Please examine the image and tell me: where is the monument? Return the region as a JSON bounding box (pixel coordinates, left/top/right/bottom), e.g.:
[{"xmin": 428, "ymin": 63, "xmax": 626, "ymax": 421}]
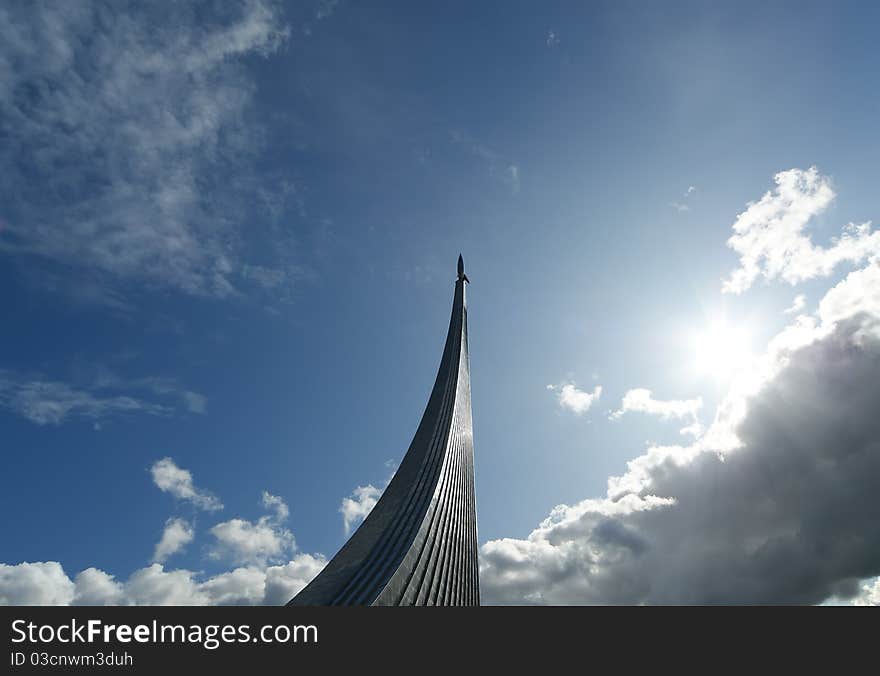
[{"xmin": 289, "ymin": 255, "xmax": 479, "ymax": 605}]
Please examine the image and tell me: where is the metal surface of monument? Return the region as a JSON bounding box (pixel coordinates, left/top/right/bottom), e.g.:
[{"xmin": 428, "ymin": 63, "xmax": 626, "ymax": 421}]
[{"xmin": 289, "ymin": 255, "xmax": 479, "ymax": 606}]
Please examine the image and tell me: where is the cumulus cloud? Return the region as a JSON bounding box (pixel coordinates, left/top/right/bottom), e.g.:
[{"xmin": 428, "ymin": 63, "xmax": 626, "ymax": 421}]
[
  {"xmin": 262, "ymin": 490, "xmax": 290, "ymax": 522},
  {"xmin": 852, "ymin": 578, "xmax": 880, "ymax": 606},
  {"xmin": 0, "ymin": 562, "xmax": 75, "ymax": 605},
  {"xmin": 818, "ymin": 260, "xmax": 880, "ymax": 330},
  {"xmin": 482, "ymin": 254, "xmax": 880, "ymax": 604},
  {"xmin": 123, "ymin": 565, "xmax": 220, "ymax": 605},
  {"xmin": 18, "ymin": 489, "xmax": 323, "ymax": 605},
  {"xmin": 547, "ymin": 382, "xmax": 602, "ymax": 415},
  {"xmin": 723, "ymin": 167, "xmax": 880, "ymax": 293},
  {"xmin": 209, "ymin": 493, "xmax": 294, "ymax": 565},
  {"xmin": 150, "ymin": 458, "xmax": 223, "ymax": 512},
  {"xmin": 1, "ymin": 471, "xmax": 325, "ymax": 607},
  {"xmin": 0, "ymin": 556, "xmax": 327, "ymax": 607},
  {"xmin": 339, "ymin": 485, "xmax": 383, "ymax": 535},
  {"xmin": 72, "ymin": 568, "xmax": 124, "ymax": 606},
  {"xmin": 0, "ymin": 1, "xmax": 292, "ymax": 300},
  {"xmin": 610, "ymin": 388, "xmax": 703, "ymax": 437},
  {"xmin": 263, "ymin": 555, "xmax": 328, "ymax": 605},
  {"xmin": 196, "ymin": 567, "xmax": 268, "ymax": 606},
  {"xmin": 152, "ymin": 518, "xmax": 194, "ymax": 563},
  {"xmin": 338, "ymin": 462, "xmax": 398, "ymax": 535}
]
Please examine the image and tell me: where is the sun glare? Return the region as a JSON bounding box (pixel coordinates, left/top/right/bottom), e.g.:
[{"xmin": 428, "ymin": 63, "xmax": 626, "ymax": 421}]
[{"xmin": 691, "ymin": 320, "xmax": 755, "ymax": 382}]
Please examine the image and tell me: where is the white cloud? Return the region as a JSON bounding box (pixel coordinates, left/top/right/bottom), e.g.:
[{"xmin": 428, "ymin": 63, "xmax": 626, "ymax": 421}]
[
  {"xmin": 0, "ymin": 491, "xmax": 324, "ymax": 605},
  {"xmin": 152, "ymin": 518, "xmax": 194, "ymax": 563},
  {"xmin": 0, "ymin": 474, "xmax": 325, "ymax": 607},
  {"xmin": 723, "ymin": 167, "xmax": 880, "ymax": 294},
  {"xmin": 123, "ymin": 564, "xmax": 208, "ymax": 605},
  {"xmin": 818, "ymin": 260, "xmax": 880, "ymax": 333},
  {"xmin": 0, "ymin": 555, "xmax": 327, "ymax": 606},
  {"xmin": 261, "ymin": 491, "xmax": 290, "ymax": 522},
  {"xmin": 852, "ymin": 578, "xmax": 880, "ymax": 606},
  {"xmin": 338, "ymin": 461, "xmax": 400, "ymax": 535},
  {"xmin": 210, "ymin": 493, "xmax": 294, "ymax": 566},
  {"xmin": 611, "ymin": 388, "xmax": 702, "ymax": 420},
  {"xmin": 670, "ymin": 186, "xmax": 697, "ymax": 212},
  {"xmin": 150, "ymin": 458, "xmax": 223, "ymax": 512},
  {"xmin": 198, "ymin": 567, "xmax": 268, "ymax": 606},
  {"xmin": 0, "ymin": 2, "xmax": 291, "ymax": 299},
  {"xmin": 263, "ymin": 555, "xmax": 328, "ymax": 605},
  {"xmin": 72, "ymin": 568, "xmax": 124, "ymax": 606},
  {"xmin": 546, "ymin": 30, "xmax": 560, "ymax": 47},
  {"xmin": 678, "ymin": 420, "xmax": 704, "ymax": 438},
  {"xmin": 784, "ymin": 294, "xmax": 807, "ymax": 315},
  {"xmin": 610, "ymin": 388, "xmax": 703, "ymax": 437},
  {"xmin": 547, "ymin": 382, "xmax": 602, "ymax": 415},
  {"xmin": 210, "ymin": 519, "xmax": 293, "ymax": 566},
  {"xmin": 482, "ymin": 251, "xmax": 880, "ymax": 605},
  {"xmin": 340, "ymin": 485, "xmax": 383, "ymax": 535},
  {"xmin": 0, "ymin": 562, "xmax": 75, "ymax": 605}
]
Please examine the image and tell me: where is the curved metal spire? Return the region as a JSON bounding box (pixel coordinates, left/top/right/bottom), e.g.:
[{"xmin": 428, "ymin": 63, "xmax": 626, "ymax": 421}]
[{"xmin": 288, "ymin": 256, "xmax": 479, "ymax": 606}]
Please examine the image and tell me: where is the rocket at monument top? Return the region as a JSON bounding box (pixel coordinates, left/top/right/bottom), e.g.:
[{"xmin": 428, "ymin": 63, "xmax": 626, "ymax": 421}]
[{"xmin": 457, "ymin": 254, "xmax": 470, "ymax": 284}]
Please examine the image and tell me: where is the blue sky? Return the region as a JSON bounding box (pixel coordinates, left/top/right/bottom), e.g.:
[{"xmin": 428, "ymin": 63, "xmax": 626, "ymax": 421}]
[{"xmin": 2, "ymin": 1, "xmax": 880, "ymax": 605}]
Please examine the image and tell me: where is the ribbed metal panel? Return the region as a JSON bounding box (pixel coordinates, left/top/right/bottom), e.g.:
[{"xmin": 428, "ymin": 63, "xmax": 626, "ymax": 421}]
[{"xmin": 288, "ymin": 264, "xmax": 479, "ymax": 606}]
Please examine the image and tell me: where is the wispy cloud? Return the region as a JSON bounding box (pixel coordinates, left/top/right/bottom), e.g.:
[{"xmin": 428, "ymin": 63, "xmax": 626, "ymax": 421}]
[
  {"xmin": 669, "ymin": 185, "xmax": 697, "ymax": 213},
  {"xmin": 316, "ymin": 0, "xmax": 340, "ymax": 21},
  {"xmin": 181, "ymin": 391, "xmax": 207, "ymax": 415},
  {"xmin": 449, "ymin": 130, "xmax": 521, "ymax": 195},
  {"xmin": 504, "ymin": 165, "xmax": 521, "ymax": 194},
  {"xmin": 302, "ymin": 0, "xmax": 341, "ymax": 36},
  {"xmin": 0, "ymin": 367, "xmax": 206, "ymax": 426},
  {"xmin": 784, "ymin": 294, "xmax": 807, "ymax": 315},
  {"xmin": 0, "ymin": 372, "xmax": 168, "ymax": 426},
  {"xmin": 0, "ymin": 2, "xmax": 295, "ymax": 302},
  {"xmin": 547, "ymin": 381, "xmax": 602, "ymax": 415},
  {"xmin": 610, "ymin": 388, "xmax": 703, "ymax": 437}
]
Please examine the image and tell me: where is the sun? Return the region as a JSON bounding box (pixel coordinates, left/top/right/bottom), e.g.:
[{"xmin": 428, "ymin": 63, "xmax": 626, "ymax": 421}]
[{"xmin": 691, "ymin": 319, "xmax": 755, "ymax": 382}]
